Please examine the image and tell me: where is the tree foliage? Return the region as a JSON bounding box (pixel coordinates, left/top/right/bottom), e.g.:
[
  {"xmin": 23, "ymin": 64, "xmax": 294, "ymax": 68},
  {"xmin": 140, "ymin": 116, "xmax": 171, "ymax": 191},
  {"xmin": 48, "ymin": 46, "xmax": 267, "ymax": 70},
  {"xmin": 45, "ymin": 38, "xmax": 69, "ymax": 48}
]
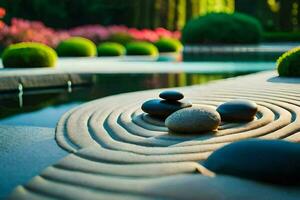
[{"xmin": 0, "ymin": 0, "xmax": 300, "ymax": 31}]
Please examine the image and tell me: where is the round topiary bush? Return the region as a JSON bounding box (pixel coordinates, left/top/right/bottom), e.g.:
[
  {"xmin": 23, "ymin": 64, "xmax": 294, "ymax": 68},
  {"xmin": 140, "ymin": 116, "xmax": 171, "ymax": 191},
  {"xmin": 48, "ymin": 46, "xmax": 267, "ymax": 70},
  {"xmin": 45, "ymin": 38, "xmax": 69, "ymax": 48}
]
[
  {"xmin": 2, "ymin": 42, "xmax": 57, "ymax": 68},
  {"xmin": 56, "ymin": 37, "xmax": 97, "ymax": 57},
  {"xmin": 97, "ymin": 42, "xmax": 126, "ymax": 57},
  {"xmin": 277, "ymin": 47, "xmax": 300, "ymax": 77},
  {"xmin": 182, "ymin": 13, "xmax": 263, "ymax": 44},
  {"xmin": 154, "ymin": 38, "xmax": 183, "ymax": 53},
  {"xmin": 126, "ymin": 42, "xmax": 158, "ymax": 56}
]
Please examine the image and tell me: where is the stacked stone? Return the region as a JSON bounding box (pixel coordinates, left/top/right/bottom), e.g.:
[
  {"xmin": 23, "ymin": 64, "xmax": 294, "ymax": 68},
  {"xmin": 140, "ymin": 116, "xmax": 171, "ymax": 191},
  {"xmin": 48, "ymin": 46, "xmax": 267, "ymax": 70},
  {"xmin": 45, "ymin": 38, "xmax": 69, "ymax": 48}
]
[
  {"xmin": 141, "ymin": 91, "xmax": 192, "ymax": 119},
  {"xmin": 142, "ymin": 90, "xmax": 258, "ymax": 134}
]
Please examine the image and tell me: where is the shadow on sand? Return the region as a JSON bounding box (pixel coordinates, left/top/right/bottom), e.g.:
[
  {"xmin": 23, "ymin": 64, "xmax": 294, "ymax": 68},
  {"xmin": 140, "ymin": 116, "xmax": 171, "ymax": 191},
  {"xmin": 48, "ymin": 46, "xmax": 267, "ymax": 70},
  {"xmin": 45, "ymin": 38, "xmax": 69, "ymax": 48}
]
[{"xmin": 267, "ymin": 76, "xmax": 300, "ymax": 84}]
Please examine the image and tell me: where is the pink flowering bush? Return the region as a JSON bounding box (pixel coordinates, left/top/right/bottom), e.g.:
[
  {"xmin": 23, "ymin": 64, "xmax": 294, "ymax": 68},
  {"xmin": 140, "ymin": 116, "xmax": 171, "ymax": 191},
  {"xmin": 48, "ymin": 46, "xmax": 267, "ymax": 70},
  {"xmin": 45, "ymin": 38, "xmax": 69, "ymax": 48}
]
[
  {"xmin": 111, "ymin": 26, "xmax": 180, "ymax": 43},
  {"xmin": 0, "ymin": 17, "xmax": 181, "ymax": 48},
  {"xmin": 68, "ymin": 25, "xmax": 181, "ymax": 44},
  {"xmin": 107, "ymin": 25, "xmax": 128, "ymax": 34},
  {"xmin": 68, "ymin": 25, "xmax": 110, "ymax": 44},
  {"xmin": 0, "ymin": 18, "xmax": 70, "ymax": 47}
]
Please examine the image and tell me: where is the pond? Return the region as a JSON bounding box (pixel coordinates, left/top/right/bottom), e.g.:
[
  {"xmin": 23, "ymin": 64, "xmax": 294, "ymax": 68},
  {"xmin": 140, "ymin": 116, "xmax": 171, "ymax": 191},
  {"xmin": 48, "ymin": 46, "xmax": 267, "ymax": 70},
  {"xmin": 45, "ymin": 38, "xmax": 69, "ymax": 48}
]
[{"xmin": 0, "ymin": 72, "xmax": 252, "ymax": 128}]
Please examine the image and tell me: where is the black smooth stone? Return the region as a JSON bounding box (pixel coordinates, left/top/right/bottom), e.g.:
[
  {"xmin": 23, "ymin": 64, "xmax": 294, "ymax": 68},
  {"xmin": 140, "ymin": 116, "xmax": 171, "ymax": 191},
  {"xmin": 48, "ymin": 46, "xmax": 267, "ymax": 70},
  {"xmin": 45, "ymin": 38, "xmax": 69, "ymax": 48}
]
[
  {"xmin": 159, "ymin": 90, "xmax": 184, "ymax": 101},
  {"xmin": 141, "ymin": 99, "xmax": 192, "ymax": 118},
  {"xmin": 204, "ymin": 139, "xmax": 300, "ymax": 185},
  {"xmin": 216, "ymin": 99, "xmax": 258, "ymax": 122}
]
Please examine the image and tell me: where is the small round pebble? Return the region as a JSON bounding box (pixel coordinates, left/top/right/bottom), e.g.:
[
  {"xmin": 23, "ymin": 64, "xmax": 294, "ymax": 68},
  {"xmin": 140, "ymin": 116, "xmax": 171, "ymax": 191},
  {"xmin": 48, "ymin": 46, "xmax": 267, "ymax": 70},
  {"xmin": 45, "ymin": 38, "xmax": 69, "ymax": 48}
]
[
  {"xmin": 204, "ymin": 139, "xmax": 300, "ymax": 185},
  {"xmin": 165, "ymin": 106, "xmax": 221, "ymax": 134},
  {"xmin": 217, "ymin": 99, "xmax": 258, "ymax": 122},
  {"xmin": 159, "ymin": 90, "xmax": 184, "ymax": 101},
  {"xmin": 141, "ymin": 99, "xmax": 192, "ymax": 118}
]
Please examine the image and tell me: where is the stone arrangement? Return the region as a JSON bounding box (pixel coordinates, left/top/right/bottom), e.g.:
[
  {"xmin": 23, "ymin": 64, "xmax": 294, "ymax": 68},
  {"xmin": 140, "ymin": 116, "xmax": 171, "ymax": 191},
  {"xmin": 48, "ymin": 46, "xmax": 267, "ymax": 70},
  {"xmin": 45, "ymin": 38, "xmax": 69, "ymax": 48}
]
[
  {"xmin": 143, "ymin": 91, "xmax": 258, "ymax": 134},
  {"xmin": 141, "ymin": 90, "xmax": 192, "ymax": 119},
  {"xmin": 9, "ymin": 72, "xmax": 300, "ymax": 200},
  {"xmin": 164, "ymin": 98, "xmax": 258, "ymax": 134}
]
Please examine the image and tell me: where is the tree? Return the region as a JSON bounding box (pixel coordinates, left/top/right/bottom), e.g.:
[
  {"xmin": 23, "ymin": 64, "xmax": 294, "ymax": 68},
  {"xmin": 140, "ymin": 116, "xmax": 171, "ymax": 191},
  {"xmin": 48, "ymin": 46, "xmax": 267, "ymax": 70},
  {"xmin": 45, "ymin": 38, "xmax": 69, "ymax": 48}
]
[{"xmin": 199, "ymin": 0, "xmax": 235, "ymax": 15}]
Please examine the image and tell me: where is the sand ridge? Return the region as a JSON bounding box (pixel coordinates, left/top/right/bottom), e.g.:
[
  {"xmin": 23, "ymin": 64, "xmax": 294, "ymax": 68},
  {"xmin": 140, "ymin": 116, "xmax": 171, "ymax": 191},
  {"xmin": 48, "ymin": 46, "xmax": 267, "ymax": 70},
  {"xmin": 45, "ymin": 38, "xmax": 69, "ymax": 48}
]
[{"xmin": 9, "ymin": 71, "xmax": 300, "ymax": 200}]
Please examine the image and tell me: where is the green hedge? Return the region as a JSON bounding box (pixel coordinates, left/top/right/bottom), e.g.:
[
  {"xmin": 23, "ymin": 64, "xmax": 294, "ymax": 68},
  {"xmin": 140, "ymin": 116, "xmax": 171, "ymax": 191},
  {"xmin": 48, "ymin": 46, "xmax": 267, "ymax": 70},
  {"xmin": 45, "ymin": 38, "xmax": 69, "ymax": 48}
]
[
  {"xmin": 154, "ymin": 38, "xmax": 183, "ymax": 53},
  {"xmin": 263, "ymin": 32, "xmax": 300, "ymax": 42},
  {"xmin": 97, "ymin": 42, "xmax": 125, "ymax": 57},
  {"xmin": 126, "ymin": 42, "xmax": 158, "ymax": 56},
  {"xmin": 277, "ymin": 47, "xmax": 300, "ymax": 77},
  {"xmin": 2, "ymin": 42, "xmax": 57, "ymax": 68},
  {"xmin": 56, "ymin": 37, "xmax": 97, "ymax": 57},
  {"xmin": 182, "ymin": 13, "xmax": 263, "ymax": 44}
]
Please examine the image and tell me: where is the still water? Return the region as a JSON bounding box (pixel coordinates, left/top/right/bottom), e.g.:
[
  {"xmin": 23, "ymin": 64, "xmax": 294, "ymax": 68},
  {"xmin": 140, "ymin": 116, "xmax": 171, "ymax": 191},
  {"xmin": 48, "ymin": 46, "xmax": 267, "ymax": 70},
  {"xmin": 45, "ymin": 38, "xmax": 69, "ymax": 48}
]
[{"xmin": 0, "ymin": 72, "xmax": 250, "ymax": 127}]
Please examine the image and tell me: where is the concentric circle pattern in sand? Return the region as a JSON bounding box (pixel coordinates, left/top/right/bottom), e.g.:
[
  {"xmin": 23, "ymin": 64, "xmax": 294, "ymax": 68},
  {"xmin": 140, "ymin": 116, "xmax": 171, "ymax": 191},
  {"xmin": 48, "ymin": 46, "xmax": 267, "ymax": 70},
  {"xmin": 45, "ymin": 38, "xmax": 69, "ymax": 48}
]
[{"xmin": 10, "ymin": 72, "xmax": 300, "ymax": 200}]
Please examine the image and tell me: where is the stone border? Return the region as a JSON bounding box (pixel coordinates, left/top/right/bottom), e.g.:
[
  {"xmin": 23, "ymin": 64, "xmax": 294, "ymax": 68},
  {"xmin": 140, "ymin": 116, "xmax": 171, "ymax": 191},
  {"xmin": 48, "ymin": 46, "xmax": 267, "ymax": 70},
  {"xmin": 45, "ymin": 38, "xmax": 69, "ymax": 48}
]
[
  {"xmin": 0, "ymin": 73, "xmax": 93, "ymax": 92},
  {"xmin": 0, "ymin": 59, "xmax": 275, "ymax": 92}
]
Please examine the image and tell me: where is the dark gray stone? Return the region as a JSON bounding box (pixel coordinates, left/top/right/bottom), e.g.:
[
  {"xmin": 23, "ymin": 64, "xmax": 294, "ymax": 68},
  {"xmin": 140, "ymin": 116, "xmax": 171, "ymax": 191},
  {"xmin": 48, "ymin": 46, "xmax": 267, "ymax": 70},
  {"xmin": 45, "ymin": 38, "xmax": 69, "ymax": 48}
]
[
  {"xmin": 204, "ymin": 139, "xmax": 300, "ymax": 185},
  {"xmin": 159, "ymin": 90, "xmax": 184, "ymax": 101},
  {"xmin": 217, "ymin": 99, "xmax": 258, "ymax": 122},
  {"xmin": 141, "ymin": 99, "xmax": 192, "ymax": 118},
  {"xmin": 165, "ymin": 106, "xmax": 221, "ymax": 134}
]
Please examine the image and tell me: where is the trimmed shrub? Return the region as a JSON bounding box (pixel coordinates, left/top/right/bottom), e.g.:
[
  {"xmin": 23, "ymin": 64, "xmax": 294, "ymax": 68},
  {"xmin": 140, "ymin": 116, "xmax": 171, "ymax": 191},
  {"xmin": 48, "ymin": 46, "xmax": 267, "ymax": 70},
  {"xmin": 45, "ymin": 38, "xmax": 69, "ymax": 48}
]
[
  {"xmin": 182, "ymin": 13, "xmax": 263, "ymax": 44},
  {"xmin": 2, "ymin": 42, "xmax": 57, "ymax": 68},
  {"xmin": 277, "ymin": 47, "xmax": 300, "ymax": 77},
  {"xmin": 56, "ymin": 37, "xmax": 97, "ymax": 57},
  {"xmin": 97, "ymin": 42, "xmax": 125, "ymax": 57},
  {"xmin": 126, "ymin": 42, "xmax": 158, "ymax": 56},
  {"xmin": 154, "ymin": 38, "xmax": 183, "ymax": 53}
]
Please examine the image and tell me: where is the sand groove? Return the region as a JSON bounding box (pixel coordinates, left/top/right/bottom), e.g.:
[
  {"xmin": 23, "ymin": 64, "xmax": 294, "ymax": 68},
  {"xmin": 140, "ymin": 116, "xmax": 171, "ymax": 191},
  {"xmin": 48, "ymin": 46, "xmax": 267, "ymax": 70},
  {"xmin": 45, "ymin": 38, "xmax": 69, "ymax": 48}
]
[{"xmin": 10, "ymin": 71, "xmax": 300, "ymax": 200}]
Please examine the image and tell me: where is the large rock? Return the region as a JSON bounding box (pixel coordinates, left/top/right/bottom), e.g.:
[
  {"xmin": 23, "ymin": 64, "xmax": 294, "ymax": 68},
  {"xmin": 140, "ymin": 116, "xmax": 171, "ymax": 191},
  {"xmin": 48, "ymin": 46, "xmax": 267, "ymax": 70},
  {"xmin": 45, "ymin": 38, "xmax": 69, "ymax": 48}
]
[
  {"xmin": 204, "ymin": 139, "xmax": 300, "ymax": 185},
  {"xmin": 217, "ymin": 99, "xmax": 258, "ymax": 122},
  {"xmin": 141, "ymin": 99, "xmax": 192, "ymax": 118},
  {"xmin": 165, "ymin": 106, "xmax": 221, "ymax": 134}
]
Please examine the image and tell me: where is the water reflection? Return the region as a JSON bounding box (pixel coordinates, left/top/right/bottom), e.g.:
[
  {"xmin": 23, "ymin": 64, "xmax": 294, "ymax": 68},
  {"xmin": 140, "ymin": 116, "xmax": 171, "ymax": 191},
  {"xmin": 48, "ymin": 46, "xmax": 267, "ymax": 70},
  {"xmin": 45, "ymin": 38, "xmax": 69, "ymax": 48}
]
[
  {"xmin": 18, "ymin": 83, "xmax": 23, "ymax": 108},
  {"xmin": 67, "ymin": 80, "xmax": 72, "ymax": 93},
  {"xmin": 0, "ymin": 73, "xmax": 248, "ymax": 127}
]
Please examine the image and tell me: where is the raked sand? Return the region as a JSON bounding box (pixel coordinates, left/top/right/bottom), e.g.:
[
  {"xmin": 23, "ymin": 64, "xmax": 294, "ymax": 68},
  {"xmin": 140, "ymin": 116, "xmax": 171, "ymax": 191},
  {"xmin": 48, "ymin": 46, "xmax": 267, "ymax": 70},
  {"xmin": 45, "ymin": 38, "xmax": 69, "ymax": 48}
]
[{"xmin": 9, "ymin": 71, "xmax": 300, "ymax": 200}]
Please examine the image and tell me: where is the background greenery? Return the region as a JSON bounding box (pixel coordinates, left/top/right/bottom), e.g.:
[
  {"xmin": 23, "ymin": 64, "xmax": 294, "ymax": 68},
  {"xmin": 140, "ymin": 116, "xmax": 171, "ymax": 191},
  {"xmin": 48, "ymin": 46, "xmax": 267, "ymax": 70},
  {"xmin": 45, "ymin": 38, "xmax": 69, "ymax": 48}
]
[
  {"xmin": 181, "ymin": 13, "xmax": 263, "ymax": 44},
  {"xmin": 1, "ymin": 0, "xmax": 300, "ymax": 32}
]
